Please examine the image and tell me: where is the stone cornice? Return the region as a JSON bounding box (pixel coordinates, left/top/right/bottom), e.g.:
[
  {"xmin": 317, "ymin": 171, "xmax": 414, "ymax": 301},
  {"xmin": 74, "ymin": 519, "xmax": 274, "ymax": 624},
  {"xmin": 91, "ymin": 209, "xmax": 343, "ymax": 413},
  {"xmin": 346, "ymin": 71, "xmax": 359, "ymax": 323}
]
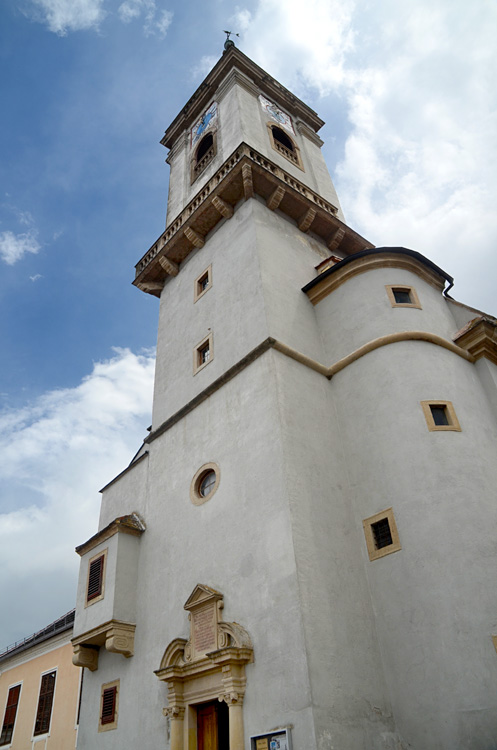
[
  {"xmin": 453, "ymin": 317, "xmax": 497, "ymax": 365},
  {"xmin": 303, "ymin": 249, "xmax": 449, "ymax": 305},
  {"xmin": 296, "ymin": 120, "xmax": 324, "ymax": 147},
  {"xmin": 215, "ymin": 67, "xmax": 260, "ymax": 102},
  {"xmin": 161, "ymin": 47, "xmax": 324, "ymax": 150},
  {"xmin": 76, "ymin": 512, "xmax": 146, "ymax": 557},
  {"xmin": 134, "ymin": 143, "xmax": 372, "ymax": 297}
]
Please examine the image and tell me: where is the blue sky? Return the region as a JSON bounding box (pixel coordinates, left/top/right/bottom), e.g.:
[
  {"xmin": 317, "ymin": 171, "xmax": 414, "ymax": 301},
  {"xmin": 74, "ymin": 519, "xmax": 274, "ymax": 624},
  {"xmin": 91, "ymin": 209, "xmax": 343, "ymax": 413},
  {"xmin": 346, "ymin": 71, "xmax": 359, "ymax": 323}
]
[{"xmin": 1, "ymin": 0, "xmax": 496, "ymax": 649}]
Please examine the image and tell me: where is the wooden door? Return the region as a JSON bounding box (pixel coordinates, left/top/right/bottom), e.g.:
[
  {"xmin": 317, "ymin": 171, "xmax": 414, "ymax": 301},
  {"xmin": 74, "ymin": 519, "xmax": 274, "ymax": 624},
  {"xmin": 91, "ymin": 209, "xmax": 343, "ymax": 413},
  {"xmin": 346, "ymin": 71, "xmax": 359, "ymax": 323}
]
[{"xmin": 197, "ymin": 702, "xmax": 218, "ymax": 750}]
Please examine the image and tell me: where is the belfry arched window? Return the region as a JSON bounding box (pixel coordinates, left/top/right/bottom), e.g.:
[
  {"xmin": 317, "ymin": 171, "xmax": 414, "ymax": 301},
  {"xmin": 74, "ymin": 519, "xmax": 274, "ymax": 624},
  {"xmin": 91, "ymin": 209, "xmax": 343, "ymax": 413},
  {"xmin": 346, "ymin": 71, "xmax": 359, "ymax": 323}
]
[
  {"xmin": 191, "ymin": 132, "xmax": 216, "ymax": 182},
  {"xmin": 267, "ymin": 124, "xmax": 304, "ymax": 170}
]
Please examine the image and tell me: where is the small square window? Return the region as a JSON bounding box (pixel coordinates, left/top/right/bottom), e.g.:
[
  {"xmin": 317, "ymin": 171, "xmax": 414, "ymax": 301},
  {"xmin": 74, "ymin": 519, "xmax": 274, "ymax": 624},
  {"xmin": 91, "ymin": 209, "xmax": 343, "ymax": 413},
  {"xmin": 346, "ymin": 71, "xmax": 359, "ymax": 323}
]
[
  {"xmin": 385, "ymin": 285, "xmax": 421, "ymax": 309},
  {"xmin": 98, "ymin": 681, "xmax": 119, "ymax": 732},
  {"xmin": 193, "ymin": 333, "xmax": 214, "ymax": 375},
  {"xmin": 85, "ymin": 550, "xmax": 107, "ymax": 606},
  {"xmin": 421, "ymin": 400, "xmax": 461, "ymax": 432},
  {"xmin": 194, "ymin": 265, "xmax": 212, "ymax": 302},
  {"xmin": 363, "ymin": 508, "xmax": 401, "ymax": 561}
]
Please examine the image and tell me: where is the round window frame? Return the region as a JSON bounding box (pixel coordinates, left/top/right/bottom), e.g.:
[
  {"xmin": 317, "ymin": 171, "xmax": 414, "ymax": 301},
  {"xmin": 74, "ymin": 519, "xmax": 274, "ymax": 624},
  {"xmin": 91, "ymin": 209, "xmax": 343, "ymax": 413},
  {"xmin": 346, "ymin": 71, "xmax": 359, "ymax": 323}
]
[{"xmin": 190, "ymin": 462, "xmax": 221, "ymax": 506}]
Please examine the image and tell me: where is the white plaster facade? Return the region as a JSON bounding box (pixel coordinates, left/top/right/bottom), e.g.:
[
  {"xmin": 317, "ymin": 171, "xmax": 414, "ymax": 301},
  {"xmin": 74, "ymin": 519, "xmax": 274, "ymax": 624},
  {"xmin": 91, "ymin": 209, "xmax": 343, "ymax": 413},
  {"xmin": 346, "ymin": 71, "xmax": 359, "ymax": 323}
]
[{"xmin": 73, "ymin": 46, "xmax": 497, "ymax": 750}]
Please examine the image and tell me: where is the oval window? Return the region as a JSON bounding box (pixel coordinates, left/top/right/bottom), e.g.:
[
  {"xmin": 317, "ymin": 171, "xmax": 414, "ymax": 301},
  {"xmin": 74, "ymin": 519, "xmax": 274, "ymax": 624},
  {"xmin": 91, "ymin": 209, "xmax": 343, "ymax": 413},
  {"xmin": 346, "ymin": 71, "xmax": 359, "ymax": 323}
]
[{"xmin": 190, "ymin": 463, "xmax": 220, "ymax": 505}]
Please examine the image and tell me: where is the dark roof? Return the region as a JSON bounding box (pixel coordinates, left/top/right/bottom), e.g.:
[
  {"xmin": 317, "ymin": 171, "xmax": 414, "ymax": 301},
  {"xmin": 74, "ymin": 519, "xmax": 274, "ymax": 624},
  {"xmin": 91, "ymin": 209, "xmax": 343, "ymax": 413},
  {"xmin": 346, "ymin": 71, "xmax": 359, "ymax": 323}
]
[
  {"xmin": 302, "ymin": 247, "xmax": 454, "ymax": 294},
  {"xmin": 0, "ymin": 609, "xmax": 75, "ymax": 663}
]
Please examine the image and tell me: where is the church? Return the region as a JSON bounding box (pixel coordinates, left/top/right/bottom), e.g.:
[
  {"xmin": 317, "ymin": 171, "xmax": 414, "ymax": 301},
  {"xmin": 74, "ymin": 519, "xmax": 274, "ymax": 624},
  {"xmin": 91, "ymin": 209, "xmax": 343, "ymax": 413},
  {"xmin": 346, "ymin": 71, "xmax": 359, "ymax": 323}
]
[{"xmin": 70, "ymin": 42, "xmax": 497, "ymax": 749}]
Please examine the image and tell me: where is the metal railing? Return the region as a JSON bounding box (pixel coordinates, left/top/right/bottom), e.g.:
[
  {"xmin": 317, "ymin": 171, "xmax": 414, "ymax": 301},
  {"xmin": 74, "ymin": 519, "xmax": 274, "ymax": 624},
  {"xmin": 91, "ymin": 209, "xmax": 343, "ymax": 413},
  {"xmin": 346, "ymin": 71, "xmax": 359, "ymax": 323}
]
[{"xmin": 0, "ymin": 609, "xmax": 75, "ymax": 658}]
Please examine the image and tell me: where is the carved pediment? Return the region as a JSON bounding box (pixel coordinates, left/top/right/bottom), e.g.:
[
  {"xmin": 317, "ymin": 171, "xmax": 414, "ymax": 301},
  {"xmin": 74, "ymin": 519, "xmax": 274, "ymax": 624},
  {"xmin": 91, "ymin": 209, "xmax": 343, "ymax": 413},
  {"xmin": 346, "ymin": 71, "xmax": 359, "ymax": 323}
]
[{"xmin": 183, "ymin": 583, "xmax": 223, "ymax": 611}]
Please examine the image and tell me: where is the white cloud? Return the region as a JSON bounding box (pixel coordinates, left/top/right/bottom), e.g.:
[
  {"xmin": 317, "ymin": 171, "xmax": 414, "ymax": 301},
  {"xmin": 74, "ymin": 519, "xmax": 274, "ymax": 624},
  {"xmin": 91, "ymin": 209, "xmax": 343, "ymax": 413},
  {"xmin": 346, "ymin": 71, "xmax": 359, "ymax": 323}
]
[
  {"xmin": 233, "ymin": 0, "xmax": 497, "ymax": 314},
  {"xmin": 231, "ymin": 0, "xmax": 355, "ymax": 95},
  {"xmin": 29, "ymin": 0, "xmax": 106, "ymax": 35},
  {"xmin": 0, "ymin": 348, "xmax": 154, "ymax": 648},
  {"xmin": 191, "ymin": 55, "xmax": 218, "ymax": 82},
  {"xmin": 0, "ymin": 230, "xmax": 41, "ymax": 265},
  {"xmin": 118, "ymin": 0, "xmax": 172, "ymax": 36},
  {"xmin": 29, "ymin": 274, "xmax": 43, "ymax": 282}
]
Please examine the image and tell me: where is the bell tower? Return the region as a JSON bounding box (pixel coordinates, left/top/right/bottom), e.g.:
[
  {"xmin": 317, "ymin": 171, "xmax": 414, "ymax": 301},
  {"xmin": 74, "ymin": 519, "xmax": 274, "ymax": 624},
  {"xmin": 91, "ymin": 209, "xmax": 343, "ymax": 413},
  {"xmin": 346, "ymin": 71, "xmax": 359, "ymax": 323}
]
[
  {"xmin": 72, "ymin": 42, "xmax": 497, "ymax": 750},
  {"xmin": 133, "ymin": 45, "xmax": 372, "ymax": 430}
]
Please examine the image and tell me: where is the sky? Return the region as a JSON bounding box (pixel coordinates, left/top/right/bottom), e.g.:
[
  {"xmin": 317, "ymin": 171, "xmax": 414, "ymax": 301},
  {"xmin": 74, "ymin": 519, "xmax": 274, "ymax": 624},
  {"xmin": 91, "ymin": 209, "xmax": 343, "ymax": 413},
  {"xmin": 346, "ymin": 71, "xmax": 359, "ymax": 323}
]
[{"xmin": 1, "ymin": 0, "xmax": 496, "ymax": 650}]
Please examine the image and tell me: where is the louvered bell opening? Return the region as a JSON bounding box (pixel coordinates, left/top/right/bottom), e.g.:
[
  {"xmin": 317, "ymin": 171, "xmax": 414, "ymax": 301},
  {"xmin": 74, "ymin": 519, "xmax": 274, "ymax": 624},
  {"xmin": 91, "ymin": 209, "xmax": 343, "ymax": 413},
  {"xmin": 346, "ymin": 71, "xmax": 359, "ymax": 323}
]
[
  {"xmin": 87, "ymin": 556, "xmax": 104, "ymax": 600},
  {"xmin": 101, "ymin": 687, "xmax": 116, "ymax": 724},
  {"xmin": 371, "ymin": 518, "xmax": 393, "ymax": 550}
]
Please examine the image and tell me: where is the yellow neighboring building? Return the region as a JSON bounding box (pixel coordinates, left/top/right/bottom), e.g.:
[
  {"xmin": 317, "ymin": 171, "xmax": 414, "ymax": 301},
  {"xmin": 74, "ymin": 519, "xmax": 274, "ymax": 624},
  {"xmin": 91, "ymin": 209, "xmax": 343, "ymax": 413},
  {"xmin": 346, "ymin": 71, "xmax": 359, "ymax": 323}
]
[{"xmin": 0, "ymin": 611, "xmax": 81, "ymax": 749}]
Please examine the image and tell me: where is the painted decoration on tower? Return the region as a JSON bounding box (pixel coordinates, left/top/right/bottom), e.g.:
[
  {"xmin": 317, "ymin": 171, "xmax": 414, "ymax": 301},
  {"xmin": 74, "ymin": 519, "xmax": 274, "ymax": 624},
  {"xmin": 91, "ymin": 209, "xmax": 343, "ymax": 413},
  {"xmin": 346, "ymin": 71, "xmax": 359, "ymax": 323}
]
[
  {"xmin": 259, "ymin": 95, "xmax": 294, "ymax": 135},
  {"xmin": 191, "ymin": 102, "xmax": 218, "ymax": 148}
]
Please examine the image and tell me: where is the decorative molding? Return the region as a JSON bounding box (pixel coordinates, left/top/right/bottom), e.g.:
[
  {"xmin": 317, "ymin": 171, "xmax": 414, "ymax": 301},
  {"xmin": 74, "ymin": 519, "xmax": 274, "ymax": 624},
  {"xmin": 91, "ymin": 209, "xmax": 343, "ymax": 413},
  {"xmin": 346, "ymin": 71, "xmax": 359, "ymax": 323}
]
[
  {"xmin": 327, "ymin": 227, "xmax": 345, "ymax": 252},
  {"xmin": 155, "ymin": 585, "xmax": 253, "ymax": 750},
  {"xmin": 325, "ymin": 332, "xmax": 474, "ymax": 377},
  {"xmin": 159, "ymin": 256, "xmax": 179, "ymax": 276},
  {"xmin": 133, "ymin": 143, "xmax": 366, "ymax": 297},
  {"xmin": 298, "ymin": 207, "xmax": 316, "ymax": 233},
  {"xmin": 304, "ymin": 252, "xmax": 447, "ymax": 305},
  {"xmin": 183, "ymin": 226, "xmax": 205, "ymax": 249},
  {"xmin": 211, "ymin": 195, "xmax": 233, "ymax": 219},
  {"xmin": 139, "ymin": 281, "xmax": 164, "ymax": 294},
  {"xmin": 215, "ymin": 67, "xmax": 260, "ymax": 102},
  {"xmin": 453, "ymin": 317, "xmax": 497, "ymax": 366},
  {"xmin": 145, "ymin": 333, "xmax": 475, "ymax": 446},
  {"xmin": 242, "ymin": 163, "xmax": 254, "ymax": 200},
  {"xmin": 72, "ymin": 644, "xmax": 99, "ymax": 672},
  {"xmin": 161, "ymin": 47, "xmax": 324, "ymax": 150},
  {"xmin": 163, "ymin": 706, "xmax": 185, "ymax": 720},
  {"xmin": 296, "ymin": 119, "xmax": 324, "ymax": 146},
  {"xmin": 76, "ymin": 513, "xmax": 145, "ymax": 557},
  {"xmin": 72, "ymin": 620, "xmax": 136, "ymax": 670},
  {"xmin": 266, "ymin": 185, "xmax": 285, "ymax": 211}
]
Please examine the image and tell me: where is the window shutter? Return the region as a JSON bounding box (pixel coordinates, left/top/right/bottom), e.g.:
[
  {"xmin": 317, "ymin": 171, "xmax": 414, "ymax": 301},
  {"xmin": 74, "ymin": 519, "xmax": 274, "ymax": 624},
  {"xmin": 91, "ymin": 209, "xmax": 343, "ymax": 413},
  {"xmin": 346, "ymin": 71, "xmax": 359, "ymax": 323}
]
[
  {"xmin": 87, "ymin": 555, "xmax": 104, "ymax": 601},
  {"xmin": 34, "ymin": 671, "xmax": 56, "ymax": 736},
  {"xmin": 101, "ymin": 687, "xmax": 117, "ymax": 724}
]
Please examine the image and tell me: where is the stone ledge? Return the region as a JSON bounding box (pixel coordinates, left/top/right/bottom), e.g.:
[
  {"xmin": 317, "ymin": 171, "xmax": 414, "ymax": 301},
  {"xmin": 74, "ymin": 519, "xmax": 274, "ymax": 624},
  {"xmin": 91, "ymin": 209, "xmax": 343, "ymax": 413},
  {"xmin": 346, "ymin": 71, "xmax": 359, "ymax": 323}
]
[
  {"xmin": 453, "ymin": 317, "xmax": 497, "ymax": 366},
  {"xmin": 133, "ymin": 143, "xmax": 372, "ymax": 297},
  {"xmin": 72, "ymin": 620, "xmax": 136, "ymax": 671}
]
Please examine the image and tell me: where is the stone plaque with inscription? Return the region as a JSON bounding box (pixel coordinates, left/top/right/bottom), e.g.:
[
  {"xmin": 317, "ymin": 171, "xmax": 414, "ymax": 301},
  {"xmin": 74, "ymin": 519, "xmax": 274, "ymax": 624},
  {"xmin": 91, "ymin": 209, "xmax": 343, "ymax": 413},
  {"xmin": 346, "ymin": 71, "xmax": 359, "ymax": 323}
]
[{"xmin": 192, "ymin": 603, "xmax": 218, "ymax": 657}]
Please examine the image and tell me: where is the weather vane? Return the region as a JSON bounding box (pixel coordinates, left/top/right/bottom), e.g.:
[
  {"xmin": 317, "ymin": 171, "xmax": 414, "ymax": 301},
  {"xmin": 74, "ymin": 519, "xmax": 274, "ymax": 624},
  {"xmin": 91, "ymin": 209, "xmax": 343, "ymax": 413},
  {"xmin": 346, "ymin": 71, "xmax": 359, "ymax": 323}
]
[{"xmin": 223, "ymin": 30, "xmax": 239, "ymax": 50}]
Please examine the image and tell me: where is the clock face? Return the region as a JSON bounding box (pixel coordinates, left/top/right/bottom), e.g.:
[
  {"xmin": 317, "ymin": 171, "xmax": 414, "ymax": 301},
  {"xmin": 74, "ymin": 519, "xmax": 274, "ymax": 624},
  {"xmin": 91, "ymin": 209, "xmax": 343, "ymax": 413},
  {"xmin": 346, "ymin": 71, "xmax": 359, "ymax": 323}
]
[
  {"xmin": 259, "ymin": 95, "xmax": 294, "ymax": 134},
  {"xmin": 191, "ymin": 102, "xmax": 218, "ymax": 148}
]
